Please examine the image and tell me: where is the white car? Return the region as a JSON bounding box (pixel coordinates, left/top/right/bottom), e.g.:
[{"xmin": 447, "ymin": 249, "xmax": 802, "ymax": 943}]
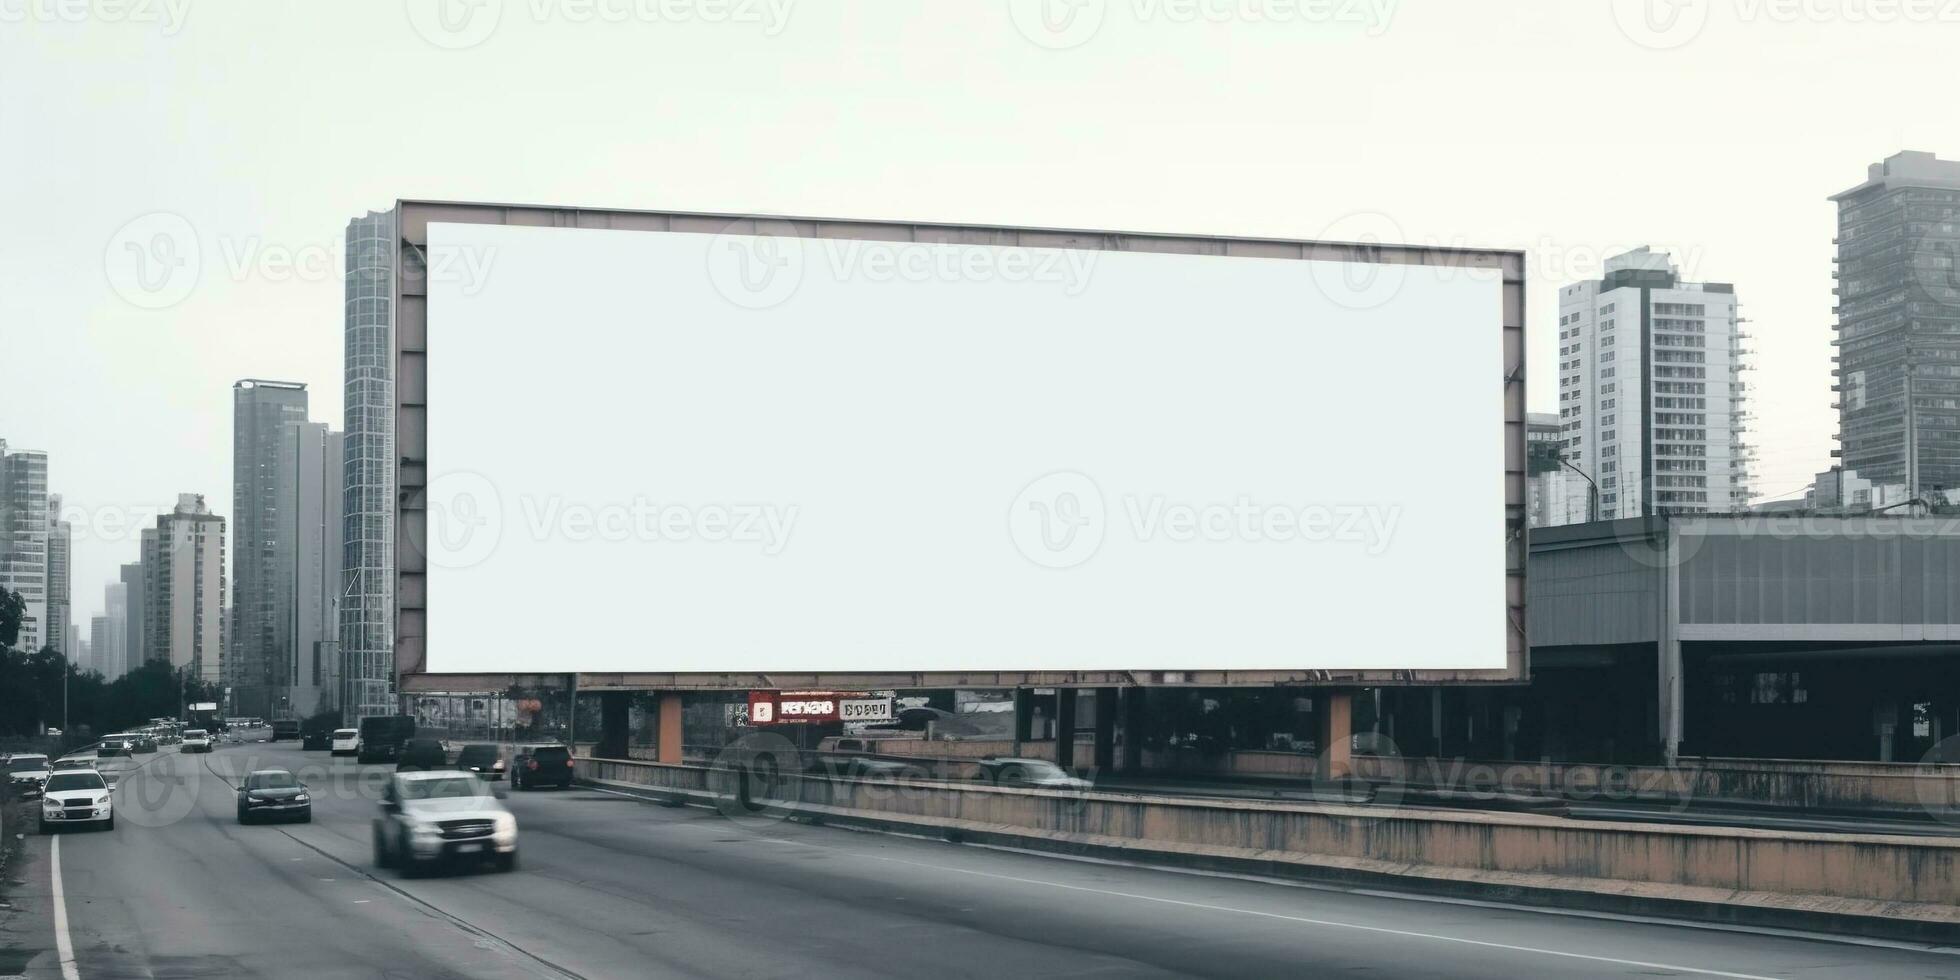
[
  {"xmin": 6, "ymin": 754, "xmax": 52, "ymax": 799},
  {"xmin": 373, "ymin": 771, "xmax": 518, "ymax": 875},
  {"xmin": 329, "ymin": 729, "xmax": 361, "ymax": 757},
  {"xmin": 181, "ymin": 729, "xmax": 213, "ymax": 753},
  {"xmin": 40, "ymin": 768, "xmax": 114, "ymax": 832}
]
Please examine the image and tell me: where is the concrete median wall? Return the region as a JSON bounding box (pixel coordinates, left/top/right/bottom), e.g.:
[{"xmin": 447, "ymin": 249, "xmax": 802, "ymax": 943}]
[{"xmin": 577, "ymin": 755, "xmax": 1960, "ymax": 937}]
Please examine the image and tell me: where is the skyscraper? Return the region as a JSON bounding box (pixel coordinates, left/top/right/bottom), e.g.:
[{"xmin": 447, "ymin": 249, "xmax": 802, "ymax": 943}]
[
  {"xmin": 120, "ymin": 560, "xmax": 145, "ymax": 679},
  {"xmin": 90, "ymin": 614, "xmax": 110, "ymax": 677},
  {"xmin": 103, "ymin": 582, "xmax": 128, "ymax": 680},
  {"xmin": 232, "ymin": 379, "xmax": 308, "ymax": 718},
  {"xmin": 46, "ymin": 493, "xmax": 71, "ymax": 655},
  {"xmin": 0, "ymin": 440, "xmax": 50, "ymax": 650},
  {"xmin": 1554, "ymin": 248, "xmax": 1752, "ymax": 520},
  {"xmin": 342, "ymin": 209, "xmax": 397, "ymax": 723},
  {"xmin": 1831, "ymin": 151, "xmax": 1960, "ymax": 497},
  {"xmin": 280, "ymin": 421, "xmax": 343, "ymax": 717},
  {"xmin": 146, "ymin": 494, "xmax": 226, "ymax": 685}
]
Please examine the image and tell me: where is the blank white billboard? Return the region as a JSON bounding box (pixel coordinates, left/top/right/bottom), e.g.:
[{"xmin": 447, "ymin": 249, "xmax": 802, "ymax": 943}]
[{"xmin": 424, "ymin": 221, "xmax": 1505, "ymax": 674}]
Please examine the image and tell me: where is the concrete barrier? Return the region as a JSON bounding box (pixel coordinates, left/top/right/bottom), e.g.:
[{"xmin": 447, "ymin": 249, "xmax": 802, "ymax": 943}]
[
  {"xmin": 578, "ymin": 756, "xmax": 1960, "ymax": 942},
  {"xmin": 1351, "ymin": 755, "xmax": 1960, "ymax": 814}
]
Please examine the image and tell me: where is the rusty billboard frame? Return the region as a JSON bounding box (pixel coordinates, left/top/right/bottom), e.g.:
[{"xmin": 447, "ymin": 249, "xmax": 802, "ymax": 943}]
[{"xmin": 392, "ymin": 200, "xmax": 1528, "ymax": 693}]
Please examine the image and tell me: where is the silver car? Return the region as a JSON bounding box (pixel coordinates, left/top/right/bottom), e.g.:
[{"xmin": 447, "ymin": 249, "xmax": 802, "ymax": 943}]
[{"xmin": 372, "ymin": 771, "xmax": 518, "ymax": 875}]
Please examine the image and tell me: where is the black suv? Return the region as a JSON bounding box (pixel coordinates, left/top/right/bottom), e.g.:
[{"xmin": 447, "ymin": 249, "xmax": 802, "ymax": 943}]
[
  {"xmin": 394, "ymin": 738, "xmax": 452, "ymax": 772},
  {"xmin": 456, "ymin": 744, "xmax": 506, "ymax": 780},
  {"xmin": 513, "ymin": 745, "xmax": 574, "ymax": 791}
]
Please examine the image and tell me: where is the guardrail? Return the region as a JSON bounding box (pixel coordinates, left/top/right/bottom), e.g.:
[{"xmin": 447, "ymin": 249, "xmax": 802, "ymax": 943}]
[
  {"xmin": 578, "ymin": 754, "xmax": 1960, "ymax": 941},
  {"xmin": 1350, "ymin": 755, "xmax": 1960, "ymax": 813}
]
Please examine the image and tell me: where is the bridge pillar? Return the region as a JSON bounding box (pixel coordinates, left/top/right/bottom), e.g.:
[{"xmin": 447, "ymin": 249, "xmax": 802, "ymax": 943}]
[
  {"xmin": 1120, "ymin": 688, "xmax": 1145, "ymax": 772},
  {"xmin": 657, "ymin": 692, "xmax": 683, "ymax": 764}
]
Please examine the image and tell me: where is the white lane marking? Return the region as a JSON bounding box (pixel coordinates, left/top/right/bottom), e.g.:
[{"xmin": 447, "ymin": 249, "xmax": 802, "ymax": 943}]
[
  {"xmin": 50, "ymin": 835, "xmax": 80, "ymax": 980},
  {"xmin": 852, "ymin": 853, "xmax": 1784, "ymax": 980}
]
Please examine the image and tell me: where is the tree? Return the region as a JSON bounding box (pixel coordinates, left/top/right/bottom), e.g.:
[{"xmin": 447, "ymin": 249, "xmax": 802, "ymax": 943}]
[{"xmin": 0, "ymin": 588, "xmax": 24, "ymax": 649}]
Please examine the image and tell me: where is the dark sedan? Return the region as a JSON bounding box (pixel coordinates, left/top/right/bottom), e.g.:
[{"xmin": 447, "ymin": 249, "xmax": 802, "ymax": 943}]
[{"xmin": 237, "ymin": 769, "xmax": 312, "ymax": 824}]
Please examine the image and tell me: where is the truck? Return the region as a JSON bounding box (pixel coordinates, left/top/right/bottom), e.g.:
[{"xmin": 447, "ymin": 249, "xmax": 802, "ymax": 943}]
[
  {"xmin": 356, "ymin": 715, "xmax": 417, "ymax": 764},
  {"xmin": 269, "ymin": 719, "xmax": 302, "ymax": 742}
]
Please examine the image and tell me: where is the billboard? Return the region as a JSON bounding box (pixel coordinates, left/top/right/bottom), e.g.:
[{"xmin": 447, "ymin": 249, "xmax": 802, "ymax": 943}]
[{"xmin": 398, "ymin": 205, "xmax": 1526, "ymax": 686}]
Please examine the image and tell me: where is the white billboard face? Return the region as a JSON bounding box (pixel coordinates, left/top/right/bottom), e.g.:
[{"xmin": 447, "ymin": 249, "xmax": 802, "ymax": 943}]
[{"xmin": 424, "ymin": 222, "xmax": 1505, "ymax": 674}]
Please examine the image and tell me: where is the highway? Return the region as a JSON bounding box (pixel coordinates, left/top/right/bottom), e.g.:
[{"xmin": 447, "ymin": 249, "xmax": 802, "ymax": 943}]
[{"xmin": 3, "ymin": 739, "xmax": 1958, "ymax": 979}]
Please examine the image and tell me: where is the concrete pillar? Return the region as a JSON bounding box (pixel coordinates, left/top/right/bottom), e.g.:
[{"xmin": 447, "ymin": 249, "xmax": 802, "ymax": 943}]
[
  {"xmin": 1055, "ymin": 689, "xmax": 1077, "ymax": 770},
  {"xmin": 1121, "ymin": 687, "xmax": 1146, "ymax": 772},
  {"xmin": 597, "ymin": 692, "xmax": 630, "ymax": 759},
  {"xmin": 1012, "ymin": 688, "xmax": 1034, "ymax": 756},
  {"xmin": 1318, "ymin": 691, "xmax": 1353, "ymax": 780},
  {"xmin": 656, "ymin": 692, "xmax": 683, "ymax": 764},
  {"xmin": 1093, "ymin": 687, "xmax": 1118, "ymax": 772}
]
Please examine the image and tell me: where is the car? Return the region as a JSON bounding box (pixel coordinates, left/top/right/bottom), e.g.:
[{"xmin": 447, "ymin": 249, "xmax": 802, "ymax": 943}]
[
  {"xmin": 300, "ymin": 729, "xmax": 331, "ymax": 750},
  {"xmin": 39, "ymin": 768, "xmax": 113, "ymax": 832},
  {"xmin": 6, "ymin": 754, "xmax": 52, "ymax": 799},
  {"xmin": 181, "ymin": 729, "xmax": 213, "ymax": 753},
  {"xmin": 96, "ymin": 737, "xmax": 131, "ymax": 757},
  {"xmin": 357, "ymin": 715, "xmax": 417, "ymax": 764},
  {"xmin": 513, "ymin": 744, "xmax": 575, "ymax": 791},
  {"xmin": 455, "ymin": 743, "xmax": 506, "ymax": 780},
  {"xmin": 973, "ymin": 757, "xmax": 1092, "ymax": 790},
  {"xmin": 372, "ymin": 771, "xmax": 517, "ymax": 875},
  {"xmin": 236, "ymin": 769, "xmax": 312, "ymax": 824},
  {"xmin": 329, "ymin": 729, "xmax": 361, "ymax": 757},
  {"xmin": 394, "ymin": 738, "xmax": 452, "ymax": 772},
  {"xmin": 128, "ymin": 734, "xmax": 158, "ymax": 754},
  {"xmin": 45, "ymin": 727, "xmax": 62, "ymax": 737}
]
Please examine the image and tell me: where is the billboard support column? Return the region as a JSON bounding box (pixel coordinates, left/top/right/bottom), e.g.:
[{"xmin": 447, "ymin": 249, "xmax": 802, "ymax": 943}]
[
  {"xmin": 1093, "ymin": 688, "xmax": 1117, "ymax": 772},
  {"xmin": 657, "ymin": 692, "xmax": 683, "ymax": 764},
  {"xmin": 597, "ymin": 692, "xmax": 629, "ymax": 760},
  {"xmin": 1120, "ymin": 689, "xmax": 1145, "ymax": 772},
  {"xmin": 1055, "ymin": 689, "xmax": 1077, "ymax": 771},
  {"xmin": 1012, "ymin": 688, "xmax": 1034, "ymax": 756},
  {"xmin": 1318, "ymin": 691, "xmax": 1353, "ymax": 780}
]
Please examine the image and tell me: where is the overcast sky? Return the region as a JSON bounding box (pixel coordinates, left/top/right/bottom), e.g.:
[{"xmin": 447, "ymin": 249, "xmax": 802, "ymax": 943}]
[{"xmin": 4, "ymin": 0, "xmax": 1956, "ymax": 626}]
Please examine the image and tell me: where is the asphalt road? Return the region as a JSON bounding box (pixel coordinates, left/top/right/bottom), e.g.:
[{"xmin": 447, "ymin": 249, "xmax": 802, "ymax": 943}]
[{"xmin": 3, "ymin": 740, "xmax": 1958, "ymax": 979}]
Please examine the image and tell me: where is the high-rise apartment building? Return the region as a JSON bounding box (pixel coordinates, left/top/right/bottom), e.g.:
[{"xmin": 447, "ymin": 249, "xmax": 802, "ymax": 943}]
[
  {"xmin": 46, "ymin": 494, "xmax": 70, "ymax": 655},
  {"xmin": 232, "ymin": 379, "xmax": 309, "ymax": 717},
  {"xmin": 343, "ymin": 209, "xmax": 397, "ymax": 723},
  {"xmin": 1831, "ymin": 151, "xmax": 1960, "ymax": 496},
  {"xmin": 281, "ymin": 422, "xmax": 343, "ymax": 717},
  {"xmin": 1526, "ymin": 412, "xmax": 1590, "ymax": 527},
  {"xmin": 1554, "ymin": 248, "xmax": 1752, "ymax": 519},
  {"xmin": 146, "ymin": 494, "xmax": 226, "ymax": 684},
  {"xmin": 0, "ymin": 440, "xmax": 50, "ymax": 650}
]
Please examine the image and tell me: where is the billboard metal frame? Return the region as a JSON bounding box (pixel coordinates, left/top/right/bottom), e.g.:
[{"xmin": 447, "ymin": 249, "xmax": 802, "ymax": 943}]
[{"xmin": 393, "ymin": 200, "xmax": 1528, "ymax": 692}]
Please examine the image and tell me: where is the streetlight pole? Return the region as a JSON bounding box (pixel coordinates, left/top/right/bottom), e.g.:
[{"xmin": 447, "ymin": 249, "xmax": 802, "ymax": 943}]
[{"xmin": 1559, "ymin": 456, "xmax": 1601, "ymax": 524}]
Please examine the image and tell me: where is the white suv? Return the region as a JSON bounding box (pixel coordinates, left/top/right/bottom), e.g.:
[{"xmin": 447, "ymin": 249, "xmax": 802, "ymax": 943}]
[
  {"xmin": 181, "ymin": 729, "xmax": 213, "ymax": 753},
  {"xmin": 41, "ymin": 768, "xmax": 114, "ymax": 832},
  {"xmin": 330, "ymin": 729, "xmax": 361, "ymax": 757}
]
